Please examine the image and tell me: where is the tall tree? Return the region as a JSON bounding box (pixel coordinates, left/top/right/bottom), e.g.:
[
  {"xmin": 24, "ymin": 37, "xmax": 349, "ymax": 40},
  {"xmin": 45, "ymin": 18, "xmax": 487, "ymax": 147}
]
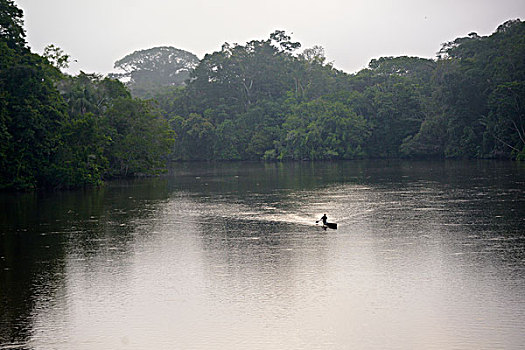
[
  {"xmin": 0, "ymin": 0, "xmax": 26, "ymax": 50},
  {"xmin": 0, "ymin": 0, "xmax": 70, "ymax": 189},
  {"xmin": 110, "ymin": 47, "xmax": 199, "ymax": 98}
]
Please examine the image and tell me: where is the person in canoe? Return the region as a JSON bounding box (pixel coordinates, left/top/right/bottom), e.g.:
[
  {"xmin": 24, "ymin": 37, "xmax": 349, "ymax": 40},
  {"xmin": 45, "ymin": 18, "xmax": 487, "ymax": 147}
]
[
  {"xmin": 317, "ymin": 214, "xmax": 328, "ymax": 226},
  {"xmin": 316, "ymin": 214, "xmax": 337, "ymax": 230}
]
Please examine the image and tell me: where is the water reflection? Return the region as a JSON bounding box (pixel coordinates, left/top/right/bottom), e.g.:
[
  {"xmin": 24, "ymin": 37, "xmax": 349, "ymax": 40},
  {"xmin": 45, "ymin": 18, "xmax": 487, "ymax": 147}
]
[
  {"xmin": 0, "ymin": 181, "xmax": 172, "ymax": 347},
  {"xmin": 1, "ymin": 160, "xmax": 524, "ymax": 349}
]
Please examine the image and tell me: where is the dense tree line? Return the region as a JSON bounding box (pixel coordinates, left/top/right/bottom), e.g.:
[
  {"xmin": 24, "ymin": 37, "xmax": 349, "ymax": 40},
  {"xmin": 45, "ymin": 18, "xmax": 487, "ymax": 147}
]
[
  {"xmin": 154, "ymin": 22, "xmax": 525, "ymax": 161},
  {"xmin": 1, "ymin": 0, "xmax": 523, "ymax": 190},
  {"xmin": 0, "ymin": 0, "xmax": 173, "ymax": 190}
]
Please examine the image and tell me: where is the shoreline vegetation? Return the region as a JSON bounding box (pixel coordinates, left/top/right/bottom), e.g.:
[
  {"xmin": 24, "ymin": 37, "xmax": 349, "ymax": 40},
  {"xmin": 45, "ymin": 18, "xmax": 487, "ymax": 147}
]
[{"xmin": 0, "ymin": 0, "xmax": 524, "ymax": 191}]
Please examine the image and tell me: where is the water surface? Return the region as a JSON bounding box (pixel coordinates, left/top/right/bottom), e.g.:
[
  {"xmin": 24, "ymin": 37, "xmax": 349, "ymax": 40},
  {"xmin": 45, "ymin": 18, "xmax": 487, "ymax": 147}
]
[{"xmin": 1, "ymin": 160, "xmax": 524, "ymax": 349}]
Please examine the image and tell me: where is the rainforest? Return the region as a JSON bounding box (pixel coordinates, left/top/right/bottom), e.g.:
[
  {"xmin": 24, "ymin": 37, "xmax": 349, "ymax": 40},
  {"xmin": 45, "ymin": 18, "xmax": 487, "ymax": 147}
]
[{"xmin": 1, "ymin": 0, "xmax": 524, "ymax": 190}]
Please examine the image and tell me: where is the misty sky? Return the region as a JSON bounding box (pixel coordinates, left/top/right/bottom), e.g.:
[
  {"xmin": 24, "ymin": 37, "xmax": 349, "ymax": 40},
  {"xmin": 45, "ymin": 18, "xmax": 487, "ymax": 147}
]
[{"xmin": 14, "ymin": 0, "xmax": 525, "ymax": 75}]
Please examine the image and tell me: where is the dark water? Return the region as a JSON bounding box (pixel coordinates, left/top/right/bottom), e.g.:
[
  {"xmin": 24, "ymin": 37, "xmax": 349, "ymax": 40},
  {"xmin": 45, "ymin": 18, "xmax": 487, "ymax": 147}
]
[{"xmin": 1, "ymin": 160, "xmax": 524, "ymax": 349}]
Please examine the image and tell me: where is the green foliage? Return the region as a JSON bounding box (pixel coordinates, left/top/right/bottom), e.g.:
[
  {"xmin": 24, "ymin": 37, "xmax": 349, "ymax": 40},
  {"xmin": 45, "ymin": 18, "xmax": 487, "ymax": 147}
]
[
  {"xmin": 42, "ymin": 44, "xmax": 70, "ymax": 70},
  {"xmin": 58, "ymin": 73, "xmax": 174, "ymax": 179},
  {"xmin": 214, "ymin": 119, "xmax": 242, "ymax": 160},
  {"xmin": 280, "ymin": 99, "xmax": 369, "ymax": 160},
  {"xmin": 0, "ymin": 0, "xmax": 26, "ymax": 50},
  {"xmin": 364, "ymin": 79, "xmax": 427, "ymax": 157},
  {"xmin": 483, "ymin": 82, "xmax": 525, "ymax": 159},
  {"xmin": 49, "ymin": 112, "xmax": 108, "ymax": 187},
  {"xmin": 2, "ymin": 0, "xmax": 524, "ymax": 193},
  {"xmin": 409, "ymin": 19, "xmax": 525, "ymax": 159},
  {"xmin": 187, "ymin": 33, "xmax": 303, "ymax": 114},
  {"xmin": 150, "ymin": 21, "xmax": 525, "ymax": 162},
  {"xmin": 104, "ymin": 98, "xmax": 174, "ymax": 176},
  {"xmin": 155, "ymin": 31, "xmax": 360, "ymax": 161},
  {"xmin": 0, "ymin": 48, "xmax": 68, "ymax": 190},
  {"xmin": 400, "ymin": 114, "xmax": 447, "ymax": 157},
  {"xmin": 176, "ymin": 113, "xmax": 215, "ymax": 161},
  {"xmin": 0, "ymin": 0, "xmax": 175, "ymax": 190}
]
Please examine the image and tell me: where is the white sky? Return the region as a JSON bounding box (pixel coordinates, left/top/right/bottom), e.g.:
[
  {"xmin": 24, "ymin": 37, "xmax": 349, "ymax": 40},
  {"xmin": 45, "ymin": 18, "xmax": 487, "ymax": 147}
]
[{"xmin": 14, "ymin": 0, "xmax": 525, "ymax": 75}]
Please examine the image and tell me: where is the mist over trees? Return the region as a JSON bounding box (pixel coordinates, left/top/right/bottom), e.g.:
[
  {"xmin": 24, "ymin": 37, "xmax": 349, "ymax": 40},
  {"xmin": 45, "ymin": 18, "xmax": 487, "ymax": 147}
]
[
  {"xmin": 0, "ymin": 0, "xmax": 524, "ymax": 191},
  {"xmin": 109, "ymin": 47, "xmax": 199, "ymax": 98}
]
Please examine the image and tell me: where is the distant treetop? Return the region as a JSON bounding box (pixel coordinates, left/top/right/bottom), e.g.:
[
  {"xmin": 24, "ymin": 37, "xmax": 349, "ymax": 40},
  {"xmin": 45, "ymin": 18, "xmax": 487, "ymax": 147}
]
[{"xmin": 109, "ymin": 46, "xmax": 200, "ymax": 98}]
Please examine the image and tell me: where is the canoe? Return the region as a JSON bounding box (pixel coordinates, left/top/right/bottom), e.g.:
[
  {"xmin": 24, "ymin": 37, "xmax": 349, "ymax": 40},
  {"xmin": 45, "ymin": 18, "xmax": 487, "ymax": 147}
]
[{"xmin": 324, "ymin": 222, "xmax": 337, "ymax": 229}]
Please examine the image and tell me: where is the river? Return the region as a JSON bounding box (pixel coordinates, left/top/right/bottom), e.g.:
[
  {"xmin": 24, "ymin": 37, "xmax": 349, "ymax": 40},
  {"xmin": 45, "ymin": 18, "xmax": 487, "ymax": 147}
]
[{"xmin": 1, "ymin": 160, "xmax": 524, "ymax": 349}]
